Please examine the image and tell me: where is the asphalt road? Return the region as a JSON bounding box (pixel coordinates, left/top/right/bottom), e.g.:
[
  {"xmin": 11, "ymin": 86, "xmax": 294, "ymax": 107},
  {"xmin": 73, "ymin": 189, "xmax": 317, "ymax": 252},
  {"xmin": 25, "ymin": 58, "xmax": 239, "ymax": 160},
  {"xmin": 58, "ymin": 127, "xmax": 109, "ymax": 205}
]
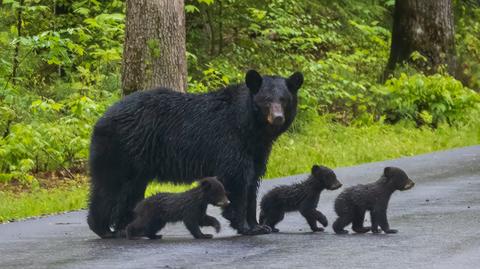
[{"xmin": 1, "ymin": 146, "xmax": 479, "ymax": 269}]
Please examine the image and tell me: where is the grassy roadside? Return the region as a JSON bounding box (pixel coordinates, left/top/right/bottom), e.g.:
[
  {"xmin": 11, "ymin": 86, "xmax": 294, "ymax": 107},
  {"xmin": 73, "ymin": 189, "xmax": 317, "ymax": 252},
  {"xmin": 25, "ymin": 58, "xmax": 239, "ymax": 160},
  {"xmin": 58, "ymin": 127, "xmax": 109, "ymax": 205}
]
[
  {"xmin": 265, "ymin": 116, "xmax": 480, "ymax": 178},
  {"xmin": 0, "ymin": 181, "xmax": 193, "ymax": 223},
  {"xmin": 1, "ymin": 116, "xmax": 479, "ymax": 223}
]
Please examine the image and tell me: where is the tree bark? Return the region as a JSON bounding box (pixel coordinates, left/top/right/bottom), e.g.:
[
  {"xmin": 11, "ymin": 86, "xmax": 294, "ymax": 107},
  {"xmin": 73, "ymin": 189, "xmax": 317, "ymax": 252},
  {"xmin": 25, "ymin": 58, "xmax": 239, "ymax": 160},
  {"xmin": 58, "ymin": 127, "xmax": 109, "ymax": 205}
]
[
  {"xmin": 122, "ymin": 0, "xmax": 187, "ymax": 95},
  {"xmin": 383, "ymin": 0, "xmax": 456, "ymax": 80}
]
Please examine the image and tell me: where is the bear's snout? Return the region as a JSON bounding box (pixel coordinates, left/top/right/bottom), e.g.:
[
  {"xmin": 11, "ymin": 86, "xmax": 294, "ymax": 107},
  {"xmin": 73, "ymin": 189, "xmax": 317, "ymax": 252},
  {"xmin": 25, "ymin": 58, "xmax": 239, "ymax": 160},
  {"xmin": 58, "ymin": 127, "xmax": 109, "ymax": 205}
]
[
  {"xmin": 268, "ymin": 103, "xmax": 285, "ymax": 126},
  {"xmin": 402, "ymin": 179, "xmax": 415, "ymax": 191},
  {"xmin": 330, "ymin": 182, "xmax": 343, "ymax": 190},
  {"xmin": 217, "ymin": 197, "xmax": 231, "ymax": 208}
]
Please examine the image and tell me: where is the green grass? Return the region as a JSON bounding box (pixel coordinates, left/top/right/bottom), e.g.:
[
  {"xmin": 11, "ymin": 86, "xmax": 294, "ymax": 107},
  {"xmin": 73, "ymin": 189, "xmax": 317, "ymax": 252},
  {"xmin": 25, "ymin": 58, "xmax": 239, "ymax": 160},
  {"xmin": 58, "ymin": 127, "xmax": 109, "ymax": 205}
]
[
  {"xmin": 0, "ymin": 185, "xmax": 89, "ymax": 223},
  {"xmin": 1, "ymin": 116, "xmax": 478, "ymax": 223},
  {"xmin": 265, "ymin": 115, "xmax": 480, "ymax": 178},
  {"xmin": 0, "ymin": 182, "xmax": 192, "ymax": 223}
]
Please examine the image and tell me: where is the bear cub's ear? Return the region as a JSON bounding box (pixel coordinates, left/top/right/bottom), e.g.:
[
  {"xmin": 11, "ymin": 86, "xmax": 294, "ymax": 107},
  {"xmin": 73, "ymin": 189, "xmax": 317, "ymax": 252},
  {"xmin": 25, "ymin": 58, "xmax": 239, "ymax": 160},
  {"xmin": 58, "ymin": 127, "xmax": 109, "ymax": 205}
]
[
  {"xmin": 311, "ymin": 164, "xmax": 322, "ymax": 176},
  {"xmin": 287, "ymin": 72, "xmax": 304, "ymax": 93},
  {"xmin": 245, "ymin": 70, "xmax": 263, "ymax": 94},
  {"xmin": 384, "ymin": 167, "xmax": 394, "ymax": 178},
  {"xmin": 200, "ymin": 179, "xmax": 211, "ymax": 190}
]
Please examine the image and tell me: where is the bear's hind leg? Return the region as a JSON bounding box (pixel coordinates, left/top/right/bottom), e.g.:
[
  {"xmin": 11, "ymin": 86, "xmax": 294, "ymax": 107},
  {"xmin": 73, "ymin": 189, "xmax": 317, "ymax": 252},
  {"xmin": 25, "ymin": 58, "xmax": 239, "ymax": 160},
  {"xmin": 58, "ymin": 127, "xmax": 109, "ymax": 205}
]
[
  {"xmin": 87, "ymin": 184, "xmax": 117, "ymax": 238},
  {"xmin": 126, "ymin": 221, "xmax": 144, "ymax": 240},
  {"xmin": 144, "ymin": 219, "xmax": 166, "ymax": 240},
  {"xmin": 263, "ymin": 211, "xmax": 285, "ymax": 233}
]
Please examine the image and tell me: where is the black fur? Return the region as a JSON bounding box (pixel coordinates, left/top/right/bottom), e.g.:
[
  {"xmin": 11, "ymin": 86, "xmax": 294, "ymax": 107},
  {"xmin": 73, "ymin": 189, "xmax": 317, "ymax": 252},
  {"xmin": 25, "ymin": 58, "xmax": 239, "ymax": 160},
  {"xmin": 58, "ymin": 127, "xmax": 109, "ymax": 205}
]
[
  {"xmin": 332, "ymin": 167, "xmax": 415, "ymax": 234},
  {"xmin": 126, "ymin": 177, "xmax": 230, "ymax": 239},
  {"xmin": 87, "ymin": 70, "xmax": 304, "ymax": 238},
  {"xmin": 259, "ymin": 165, "xmax": 342, "ymax": 232}
]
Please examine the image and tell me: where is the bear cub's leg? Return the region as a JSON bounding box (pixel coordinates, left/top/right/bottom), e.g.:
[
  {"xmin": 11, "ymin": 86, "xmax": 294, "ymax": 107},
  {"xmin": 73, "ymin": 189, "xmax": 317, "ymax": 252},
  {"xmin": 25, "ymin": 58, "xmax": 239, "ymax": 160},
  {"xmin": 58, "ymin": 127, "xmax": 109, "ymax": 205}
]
[
  {"xmin": 370, "ymin": 209, "xmax": 398, "ymax": 234},
  {"xmin": 184, "ymin": 217, "xmax": 213, "ymax": 239},
  {"xmin": 300, "ymin": 209, "xmax": 327, "ymax": 232},
  {"xmin": 260, "ymin": 210, "xmax": 285, "ymax": 233},
  {"xmin": 352, "ymin": 208, "xmax": 370, "ymax": 233},
  {"xmin": 200, "ymin": 214, "xmax": 221, "ymax": 233},
  {"xmin": 126, "ymin": 218, "xmax": 166, "ymax": 240},
  {"xmin": 332, "ymin": 213, "xmax": 352, "ymax": 234}
]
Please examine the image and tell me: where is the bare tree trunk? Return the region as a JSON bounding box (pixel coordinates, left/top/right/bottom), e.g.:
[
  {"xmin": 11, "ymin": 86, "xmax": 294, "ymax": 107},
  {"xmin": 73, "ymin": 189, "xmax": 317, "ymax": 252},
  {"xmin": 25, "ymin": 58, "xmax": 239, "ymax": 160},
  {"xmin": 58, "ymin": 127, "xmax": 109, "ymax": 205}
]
[
  {"xmin": 383, "ymin": 0, "xmax": 456, "ymax": 80},
  {"xmin": 122, "ymin": 0, "xmax": 187, "ymax": 95}
]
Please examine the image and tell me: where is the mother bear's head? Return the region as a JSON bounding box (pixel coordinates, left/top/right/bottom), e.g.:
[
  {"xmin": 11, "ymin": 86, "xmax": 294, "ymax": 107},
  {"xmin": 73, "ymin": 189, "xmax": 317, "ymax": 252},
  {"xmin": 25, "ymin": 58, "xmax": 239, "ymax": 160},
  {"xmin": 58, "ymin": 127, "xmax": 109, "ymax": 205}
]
[{"xmin": 245, "ymin": 69, "xmax": 304, "ymax": 133}]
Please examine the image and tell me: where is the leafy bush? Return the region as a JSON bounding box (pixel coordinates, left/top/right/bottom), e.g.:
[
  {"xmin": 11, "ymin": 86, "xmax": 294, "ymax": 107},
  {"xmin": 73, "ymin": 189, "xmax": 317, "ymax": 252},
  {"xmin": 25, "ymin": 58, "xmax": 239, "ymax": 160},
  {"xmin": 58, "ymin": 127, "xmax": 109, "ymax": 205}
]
[
  {"xmin": 455, "ymin": 2, "xmax": 480, "ymax": 91},
  {"xmin": 377, "ymin": 74, "xmax": 480, "ymax": 127},
  {"xmin": 0, "ymin": 0, "xmax": 479, "ymax": 186},
  {"xmin": 0, "ymin": 87, "xmax": 116, "ymax": 184}
]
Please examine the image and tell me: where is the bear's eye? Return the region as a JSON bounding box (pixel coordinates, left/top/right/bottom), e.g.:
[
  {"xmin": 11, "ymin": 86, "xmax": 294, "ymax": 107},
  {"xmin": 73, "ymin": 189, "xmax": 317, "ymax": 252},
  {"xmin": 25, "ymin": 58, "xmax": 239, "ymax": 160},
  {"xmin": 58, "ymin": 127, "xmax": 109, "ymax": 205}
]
[{"xmin": 259, "ymin": 96, "xmax": 272, "ymax": 104}]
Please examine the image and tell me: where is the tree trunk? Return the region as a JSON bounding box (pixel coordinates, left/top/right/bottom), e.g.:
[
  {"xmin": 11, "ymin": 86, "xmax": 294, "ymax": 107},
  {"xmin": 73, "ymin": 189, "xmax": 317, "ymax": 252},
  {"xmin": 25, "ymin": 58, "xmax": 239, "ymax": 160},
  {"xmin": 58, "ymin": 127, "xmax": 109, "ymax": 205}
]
[
  {"xmin": 383, "ymin": 0, "xmax": 456, "ymax": 80},
  {"xmin": 122, "ymin": 0, "xmax": 187, "ymax": 95}
]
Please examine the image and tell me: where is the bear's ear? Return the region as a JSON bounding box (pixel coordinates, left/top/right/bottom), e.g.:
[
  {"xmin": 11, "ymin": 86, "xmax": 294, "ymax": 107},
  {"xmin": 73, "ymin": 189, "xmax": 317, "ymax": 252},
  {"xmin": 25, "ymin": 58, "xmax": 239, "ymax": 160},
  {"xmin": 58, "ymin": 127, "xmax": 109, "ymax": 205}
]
[
  {"xmin": 287, "ymin": 71, "xmax": 304, "ymax": 93},
  {"xmin": 384, "ymin": 167, "xmax": 393, "ymax": 178},
  {"xmin": 245, "ymin": 70, "xmax": 262, "ymax": 94},
  {"xmin": 311, "ymin": 165, "xmax": 321, "ymax": 176},
  {"xmin": 200, "ymin": 179, "xmax": 211, "ymax": 190}
]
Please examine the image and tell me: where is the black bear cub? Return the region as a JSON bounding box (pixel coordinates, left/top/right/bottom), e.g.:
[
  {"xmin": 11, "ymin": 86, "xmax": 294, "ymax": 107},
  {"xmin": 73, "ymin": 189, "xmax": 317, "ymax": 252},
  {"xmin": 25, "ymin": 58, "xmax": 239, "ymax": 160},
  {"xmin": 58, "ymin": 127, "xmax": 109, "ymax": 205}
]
[
  {"xmin": 259, "ymin": 165, "xmax": 342, "ymax": 233},
  {"xmin": 333, "ymin": 167, "xmax": 415, "ymax": 234},
  {"xmin": 126, "ymin": 177, "xmax": 230, "ymax": 240}
]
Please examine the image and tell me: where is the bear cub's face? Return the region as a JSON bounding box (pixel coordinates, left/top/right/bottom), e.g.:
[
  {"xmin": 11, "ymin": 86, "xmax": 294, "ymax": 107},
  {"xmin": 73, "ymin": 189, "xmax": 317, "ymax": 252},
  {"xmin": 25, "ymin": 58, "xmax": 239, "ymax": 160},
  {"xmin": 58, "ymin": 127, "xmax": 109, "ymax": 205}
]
[
  {"xmin": 383, "ymin": 167, "xmax": 415, "ymax": 191},
  {"xmin": 245, "ymin": 70, "xmax": 303, "ymax": 128},
  {"xmin": 311, "ymin": 165, "xmax": 342, "ymax": 190},
  {"xmin": 200, "ymin": 177, "xmax": 230, "ymax": 207}
]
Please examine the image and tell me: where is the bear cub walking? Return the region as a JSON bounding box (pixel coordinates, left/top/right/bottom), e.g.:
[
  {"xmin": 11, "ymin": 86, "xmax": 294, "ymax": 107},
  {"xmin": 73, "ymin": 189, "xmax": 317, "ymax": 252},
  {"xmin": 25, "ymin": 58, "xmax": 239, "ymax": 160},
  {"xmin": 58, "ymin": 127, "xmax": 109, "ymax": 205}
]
[
  {"xmin": 333, "ymin": 167, "xmax": 415, "ymax": 234},
  {"xmin": 126, "ymin": 177, "xmax": 230, "ymax": 239},
  {"xmin": 259, "ymin": 165, "xmax": 342, "ymax": 232}
]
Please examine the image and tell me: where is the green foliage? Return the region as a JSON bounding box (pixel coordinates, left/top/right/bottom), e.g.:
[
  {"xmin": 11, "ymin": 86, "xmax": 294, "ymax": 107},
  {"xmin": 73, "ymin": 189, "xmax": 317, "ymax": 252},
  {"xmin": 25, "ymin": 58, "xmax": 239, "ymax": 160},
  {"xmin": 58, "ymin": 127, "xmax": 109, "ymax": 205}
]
[
  {"xmin": 266, "ymin": 113, "xmax": 480, "ymax": 178},
  {"xmin": 0, "ymin": 85, "xmax": 117, "ymax": 183},
  {"xmin": 0, "ymin": 0, "xmax": 124, "ymax": 96},
  {"xmin": 377, "ymin": 74, "xmax": 480, "ymax": 127},
  {"xmin": 0, "ymin": 0, "xmax": 479, "ymax": 187},
  {"xmin": 455, "ymin": 3, "xmax": 480, "ymax": 90}
]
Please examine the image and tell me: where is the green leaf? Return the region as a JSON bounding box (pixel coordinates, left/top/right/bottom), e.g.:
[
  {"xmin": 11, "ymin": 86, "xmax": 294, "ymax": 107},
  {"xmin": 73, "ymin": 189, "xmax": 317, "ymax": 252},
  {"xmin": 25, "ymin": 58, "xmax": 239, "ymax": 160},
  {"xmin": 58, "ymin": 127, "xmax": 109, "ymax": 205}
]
[
  {"xmin": 185, "ymin": 5, "xmax": 199, "ymax": 13},
  {"xmin": 197, "ymin": 0, "xmax": 214, "ymax": 5}
]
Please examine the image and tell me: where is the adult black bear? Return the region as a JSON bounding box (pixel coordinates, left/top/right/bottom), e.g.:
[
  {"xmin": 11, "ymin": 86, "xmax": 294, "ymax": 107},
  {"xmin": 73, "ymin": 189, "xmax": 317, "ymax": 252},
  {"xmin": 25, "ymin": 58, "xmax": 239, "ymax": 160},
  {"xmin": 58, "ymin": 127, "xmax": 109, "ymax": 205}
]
[
  {"xmin": 126, "ymin": 177, "xmax": 230, "ymax": 240},
  {"xmin": 259, "ymin": 165, "xmax": 342, "ymax": 233},
  {"xmin": 332, "ymin": 167, "xmax": 415, "ymax": 234},
  {"xmin": 87, "ymin": 70, "xmax": 303, "ymax": 238}
]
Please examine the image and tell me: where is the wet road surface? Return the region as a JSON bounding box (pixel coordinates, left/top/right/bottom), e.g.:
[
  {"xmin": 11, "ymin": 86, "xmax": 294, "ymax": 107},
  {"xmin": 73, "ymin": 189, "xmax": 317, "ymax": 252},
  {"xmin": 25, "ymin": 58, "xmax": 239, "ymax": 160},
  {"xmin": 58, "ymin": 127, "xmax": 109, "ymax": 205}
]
[{"xmin": 1, "ymin": 146, "xmax": 479, "ymax": 268}]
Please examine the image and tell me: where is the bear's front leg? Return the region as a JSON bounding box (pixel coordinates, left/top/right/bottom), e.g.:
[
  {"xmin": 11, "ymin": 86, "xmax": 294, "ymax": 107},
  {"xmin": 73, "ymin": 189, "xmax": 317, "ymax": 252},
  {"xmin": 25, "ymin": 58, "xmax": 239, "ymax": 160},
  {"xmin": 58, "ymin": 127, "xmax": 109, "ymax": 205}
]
[
  {"xmin": 301, "ymin": 209, "xmax": 324, "ymax": 232},
  {"xmin": 111, "ymin": 180, "xmax": 148, "ymax": 233},
  {"xmin": 376, "ymin": 210, "xmax": 397, "ymax": 234},
  {"xmin": 245, "ymin": 183, "xmax": 271, "ymax": 235},
  {"xmin": 313, "ymin": 210, "xmax": 328, "ymax": 227},
  {"xmin": 200, "ymin": 215, "xmax": 221, "ymax": 233},
  {"xmin": 221, "ymin": 188, "xmax": 249, "ymax": 234},
  {"xmin": 184, "ymin": 219, "xmax": 213, "ymax": 239},
  {"xmin": 370, "ymin": 210, "xmax": 380, "ymax": 233}
]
